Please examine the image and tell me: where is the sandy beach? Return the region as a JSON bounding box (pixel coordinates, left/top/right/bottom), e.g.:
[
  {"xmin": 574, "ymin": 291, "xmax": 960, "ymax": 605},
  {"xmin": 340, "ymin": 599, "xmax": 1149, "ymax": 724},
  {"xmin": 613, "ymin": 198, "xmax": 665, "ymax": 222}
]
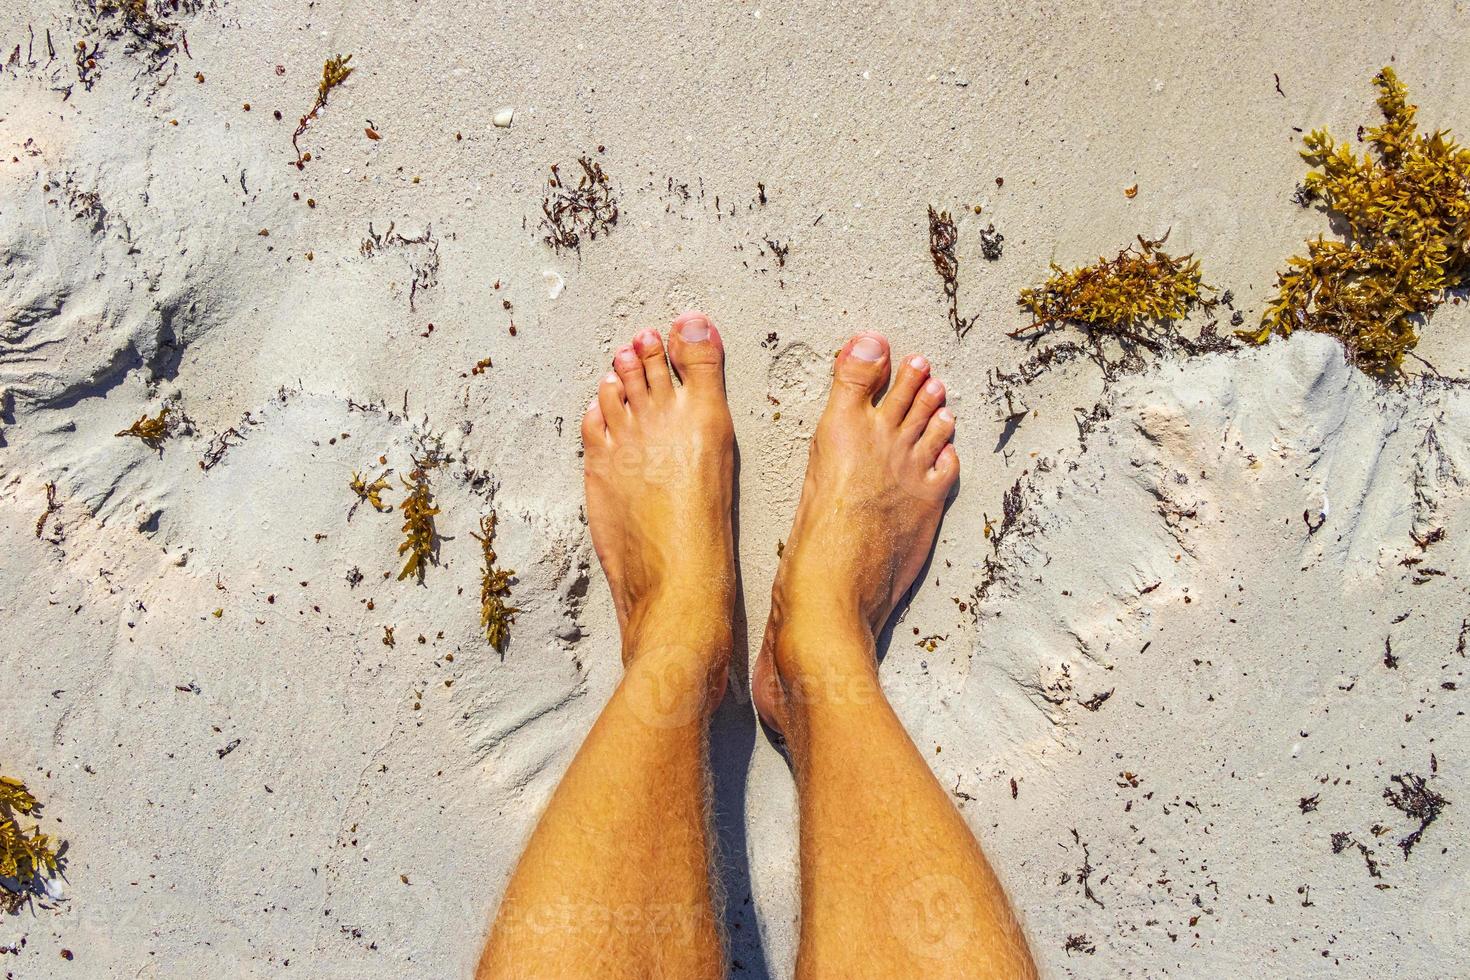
[{"xmin": 2, "ymin": 1, "xmax": 1468, "ymax": 976}]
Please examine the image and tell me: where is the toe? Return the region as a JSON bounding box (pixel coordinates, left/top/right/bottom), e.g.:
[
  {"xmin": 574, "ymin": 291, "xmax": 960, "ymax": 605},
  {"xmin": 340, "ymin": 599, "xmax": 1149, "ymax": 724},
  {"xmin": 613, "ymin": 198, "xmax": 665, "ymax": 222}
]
[
  {"xmin": 929, "ymin": 442, "xmax": 961, "ymax": 488},
  {"xmin": 613, "ymin": 345, "xmax": 649, "ymax": 409},
  {"xmin": 597, "ymin": 371, "xmax": 629, "ymax": 432},
  {"xmin": 581, "ymin": 395, "xmax": 609, "ymax": 446},
  {"xmin": 879, "ymin": 353, "xmax": 931, "ymax": 424},
  {"xmin": 902, "ymin": 376, "xmax": 947, "ymax": 437},
  {"xmin": 633, "ymin": 328, "xmax": 675, "ymax": 399},
  {"xmin": 917, "ymin": 406, "xmax": 955, "ymax": 462},
  {"xmin": 830, "ymin": 332, "xmax": 891, "ymax": 407},
  {"xmin": 668, "ymin": 311, "xmax": 725, "ymax": 391}
]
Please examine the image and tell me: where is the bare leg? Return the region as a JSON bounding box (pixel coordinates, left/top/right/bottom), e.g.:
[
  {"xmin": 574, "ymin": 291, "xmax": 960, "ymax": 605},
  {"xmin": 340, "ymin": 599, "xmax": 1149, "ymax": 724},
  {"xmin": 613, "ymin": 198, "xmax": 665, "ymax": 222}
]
[
  {"xmin": 479, "ymin": 313, "xmax": 735, "ymax": 980},
  {"xmin": 754, "ymin": 334, "xmax": 1036, "ymax": 978}
]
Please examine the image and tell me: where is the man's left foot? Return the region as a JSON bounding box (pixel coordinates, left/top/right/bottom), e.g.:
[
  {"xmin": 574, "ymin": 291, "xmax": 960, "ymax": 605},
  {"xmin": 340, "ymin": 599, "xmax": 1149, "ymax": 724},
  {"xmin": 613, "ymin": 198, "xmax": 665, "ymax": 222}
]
[{"xmin": 580, "ymin": 312, "xmax": 737, "ymax": 685}]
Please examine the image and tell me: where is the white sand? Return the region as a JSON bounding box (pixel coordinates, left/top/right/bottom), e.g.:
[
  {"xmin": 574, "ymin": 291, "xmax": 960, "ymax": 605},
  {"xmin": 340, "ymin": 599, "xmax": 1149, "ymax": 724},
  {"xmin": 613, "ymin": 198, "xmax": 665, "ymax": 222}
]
[{"xmin": 2, "ymin": 1, "xmax": 1468, "ymax": 976}]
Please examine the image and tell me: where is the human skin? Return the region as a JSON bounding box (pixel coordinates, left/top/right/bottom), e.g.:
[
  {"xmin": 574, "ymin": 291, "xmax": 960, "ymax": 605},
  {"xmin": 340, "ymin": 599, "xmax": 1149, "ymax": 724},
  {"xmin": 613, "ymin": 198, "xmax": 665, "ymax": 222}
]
[{"xmin": 477, "ymin": 313, "xmax": 1034, "ymax": 979}]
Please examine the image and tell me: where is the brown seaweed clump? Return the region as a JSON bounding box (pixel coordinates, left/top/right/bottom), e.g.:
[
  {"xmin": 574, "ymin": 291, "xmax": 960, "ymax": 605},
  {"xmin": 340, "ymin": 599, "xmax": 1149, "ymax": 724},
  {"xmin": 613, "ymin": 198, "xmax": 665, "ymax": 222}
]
[
  {"xmin": 76, "ymin": 0, "xmax": 200, "ymax": 88},
  {"xmin": 541, "ymin": 155, "xmax": 619, "ymax": 253},
  {"xmin": 1016, "ymin": 235, "xmax": 1209, "ymax": 338},
  {"xmin": 471, "ymin": 512, "xmax": 519, "ymax": 652},
  {"xmin": 1384, "ymin": 771, "xmax": 1449, "ymax": 859},
  {"xmin": 115, "ymin": 406, "xmax": 170, "ymax": 450},
  {"xmin": 396, "ymin": 464, "xmax": 439, "ymax": 582},
  {"xmin": 1245, "ymin": 67, "xmax": 1470, "ymax": 377},
  {"xmin": 1, "ymin": 776, "xmax": 62, "ymax": 913},
  {"xmin": 1011, "ymin": 235, "xmax": 1221, "ymax": 377},
  {"xmin": 348, "ymin": 469, "xmax": 391, "ymax": 521}
]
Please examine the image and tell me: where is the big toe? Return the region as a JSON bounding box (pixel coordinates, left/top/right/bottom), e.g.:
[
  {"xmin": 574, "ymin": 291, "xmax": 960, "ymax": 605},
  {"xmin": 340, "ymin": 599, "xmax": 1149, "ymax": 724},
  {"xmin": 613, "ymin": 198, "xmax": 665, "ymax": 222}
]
[
  {"xmin": 668, "ymin": 311, "xmax": 726, "ymax": 392},
  {"xmin": 830, "ymin": 332, "xmax": 891, "ymax": 407}
]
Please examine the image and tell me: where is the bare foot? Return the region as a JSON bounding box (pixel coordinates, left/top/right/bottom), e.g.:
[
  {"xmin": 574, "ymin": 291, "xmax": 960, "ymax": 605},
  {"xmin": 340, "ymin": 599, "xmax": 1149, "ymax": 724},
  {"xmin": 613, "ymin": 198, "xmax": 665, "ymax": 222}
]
[
  {"xmin": 581, "ymin": 312, "xmax": 736, "ymax": 687},
  {"xmin": 753, "ymin": 333, "xmax": 959, "ymax": 733}
]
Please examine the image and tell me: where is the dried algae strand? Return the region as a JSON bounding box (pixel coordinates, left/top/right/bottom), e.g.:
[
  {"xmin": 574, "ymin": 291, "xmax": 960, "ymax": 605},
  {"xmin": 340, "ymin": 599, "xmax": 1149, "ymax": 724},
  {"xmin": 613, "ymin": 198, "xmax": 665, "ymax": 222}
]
[
  {"xmin": 115, "ymin": 406, "xmax": 170, "ymax": 450},
  {"xmin": 292, "ymin": 53, "xmax": 353, "ymax": 167},
  {"xmin": 1012, "ymin": 235, "xmax": 1221, "ymax": 377},
  {"xmin": 34, "ymin": 481, "xmax": 60, "ymax": 538},
  {"xmin": 1384, "ymin": 770, "xmax": 1449, "ymax": 858},
  {"xmin": 540, "ymin": 154, "xmax": 619, "ymax": 253},
  {"xmin": 926, "ymin": 206, "xmax": 1005, "ymax": 341},
  {"xmin": 78, "ymin": 0, "xmax": 197, "ymax": 87},
  {"xmin": 471, "ymin": 512, "xmax": 519, "ymax": 652},
  {"xmin": 348, "ymin": 468, "xmax": 391, "ymax": 521},
  {"xmin": 1, "ymin": 776, "xmax": 62, "ymax": 913},
  {"xmin": 396, "ymin": 462, "xmax": 439, "ymax": 582},
  {"xmin": 927, "ymin": 206, "xmax": 978, "ymax": 340},
  {"xmin": 1246, "ymin": 67, "xmax": 1470, "ymax": 378}
]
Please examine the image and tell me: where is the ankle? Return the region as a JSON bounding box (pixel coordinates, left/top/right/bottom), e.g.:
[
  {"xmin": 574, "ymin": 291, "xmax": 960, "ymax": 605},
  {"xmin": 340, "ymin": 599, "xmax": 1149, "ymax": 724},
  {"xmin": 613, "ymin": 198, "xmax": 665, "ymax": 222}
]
[
  {"xmin": 767, "ymin": 583, "xmax": 872, "ymax": 664},
  {"xmin": 616, "ymin": 638, "xmax": 729, "ymax": 730},
  {"xmin": 614, "ymin": 599, "xmax": 729, "ymax": 728},
  {"xmin": 771, "ymin": 555, "xmax": 891, "ymax": 634},
  {"xmin": 781, "ymin": 656, "xmax": 883, "ymax": 713},
  {"xmin": 767, "ymin": 606, "xmax": 880, "ymax": 700},
  {"xmin": 622, "ymin": 592, "xmax": 733, "ymax": 670}
]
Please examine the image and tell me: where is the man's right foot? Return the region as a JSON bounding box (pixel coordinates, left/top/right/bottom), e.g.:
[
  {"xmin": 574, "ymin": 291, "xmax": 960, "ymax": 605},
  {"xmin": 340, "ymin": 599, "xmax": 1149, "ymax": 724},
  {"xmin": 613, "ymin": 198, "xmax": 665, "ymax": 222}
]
[{"xmin": 753, "ymin": 333, "xmax": 960, "ymax": 734}]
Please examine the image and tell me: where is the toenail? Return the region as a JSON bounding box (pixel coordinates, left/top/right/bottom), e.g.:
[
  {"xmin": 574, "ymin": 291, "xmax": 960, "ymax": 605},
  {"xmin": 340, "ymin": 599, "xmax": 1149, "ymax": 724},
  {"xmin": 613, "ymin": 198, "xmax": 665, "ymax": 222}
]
[
  {"xmin": 635, "ymin": 329, "xmax": 658, "ymax": 349},
  {"xmin": 909, "ymin": 355, "xmax": 928, "ymax": 371},
  {"xmin": 604, "ymin": 372, "xmax": 619, "ymax": 385},
  {"xmin": 851, "ymin": 337, "xmax": 885, "ymax": 362},
  {"xmin": 616, "ymin": 348, "xmax": 639, "ymax": 367},
  {"xmin": 678, "ymin": 315, "xmax": 710, "ymax": 342},
  {"xmin": 924, "ymin": 378, "xmax": 943, "ymax": 396},
  {"xmin": 937, "ymin": 407, "xmax": 954, "ymax": 423}
]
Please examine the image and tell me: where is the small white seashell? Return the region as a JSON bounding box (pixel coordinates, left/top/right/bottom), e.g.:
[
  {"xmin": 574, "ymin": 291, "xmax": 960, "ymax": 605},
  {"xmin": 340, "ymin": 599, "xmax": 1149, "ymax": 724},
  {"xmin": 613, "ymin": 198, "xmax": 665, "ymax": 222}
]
[
  {"xmin": 543, "ymin": 270, "xmax": 565, "ymax": 300},
  {"xmin": 43, "ymin": 876, "xmax": 65, "ymax": 900},
  {"xmin": 492, "ymin": 107, "xmax": 515, "ymax": 129}
]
